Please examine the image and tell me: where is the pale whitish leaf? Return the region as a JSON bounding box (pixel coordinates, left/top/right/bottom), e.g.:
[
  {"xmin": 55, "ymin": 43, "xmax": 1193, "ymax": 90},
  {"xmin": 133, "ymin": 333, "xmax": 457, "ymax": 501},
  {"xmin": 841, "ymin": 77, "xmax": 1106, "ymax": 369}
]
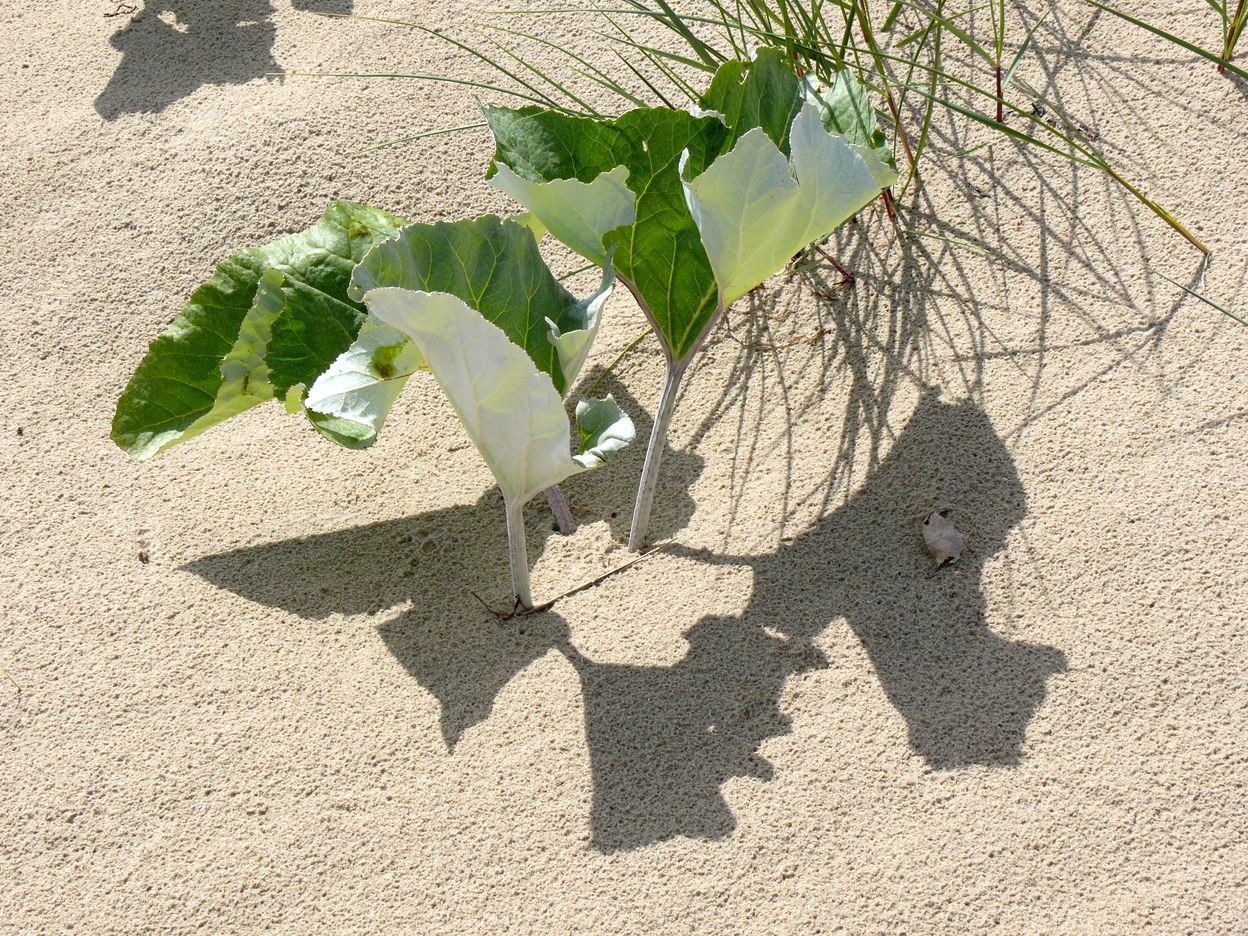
[
  {"xmin": 546, "ymin": 261, "xmax": 614, "ymax": 391},
  {"xmin": 363, "ymin": 287, "xmax": 632, "ymax": 508},
  {"xmin": 491, "ymin": 164, "xmax": 635, "ymax": 265},
  {"xmin": 682, "ymin": 103, "xmax": 896, "ymax": 307},
  {"xmin": 303, "ymin": 318, "xmax": 425, "ymax": 449},
  {"xmin": 573, "ymin": 394, "xmax": 634, "ymax": 468}
]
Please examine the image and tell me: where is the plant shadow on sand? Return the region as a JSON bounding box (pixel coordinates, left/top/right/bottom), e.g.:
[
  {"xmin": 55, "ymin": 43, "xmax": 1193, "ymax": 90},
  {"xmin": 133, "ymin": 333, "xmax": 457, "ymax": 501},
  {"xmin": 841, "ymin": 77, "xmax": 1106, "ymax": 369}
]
[
  {"xmin": 185, "ymin": 385, "xmax": 1066, "ymax": 851},
  {"xmin": 182, "ymin": 43, "xmax": 1224, "ymax": 845},
  {"xmin": 565, "ymin": 393, "xmax": 1067, "ymax": 851},
  {"xmin": 184, "ymin": 377, "xmax": 702, "ymax": 750},
  {"xmin": 95, "ymin": 1, "xmax": 352, "ymax": 119}
]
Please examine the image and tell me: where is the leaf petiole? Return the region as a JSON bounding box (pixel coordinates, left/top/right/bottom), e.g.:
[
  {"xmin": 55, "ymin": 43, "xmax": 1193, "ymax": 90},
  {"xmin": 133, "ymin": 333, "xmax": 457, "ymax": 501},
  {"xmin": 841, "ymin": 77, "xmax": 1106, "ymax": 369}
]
[
  {"xmin": 505, "ymin": 499, "xmax": 534, "ymax": 610},
  {"xmin": 628, "ymin": 358, "xmax": 688, "ymax": 551}
]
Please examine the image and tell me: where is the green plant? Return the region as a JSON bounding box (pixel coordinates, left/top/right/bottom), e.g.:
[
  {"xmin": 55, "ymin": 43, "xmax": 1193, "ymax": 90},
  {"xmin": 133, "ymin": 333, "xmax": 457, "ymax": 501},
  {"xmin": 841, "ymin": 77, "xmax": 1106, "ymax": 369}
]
[
  {"xmin": 483, "ymin": 48, "xmax": 895, "ymax": 548},
  {"xmin": 1221, "ymin": 0, "xmax": 1248, "ymax": 69},
  {"xmin": 114, "ymin": 42, "xmax": 914, "ymax": 606},
  {"xmin": 111, "ymin": 201, "xmax": 407, "ymax": 458},
  {"xmin": 112, "ymin": 212, "xmax": 634, "ymax": 609},
  {"xmin": 411, "ymin": 0, "xmax": 1210, "ymax": 253},
  {"xmin": 353, "ymin": 217, "xmax": 633, "ymax": 608}
]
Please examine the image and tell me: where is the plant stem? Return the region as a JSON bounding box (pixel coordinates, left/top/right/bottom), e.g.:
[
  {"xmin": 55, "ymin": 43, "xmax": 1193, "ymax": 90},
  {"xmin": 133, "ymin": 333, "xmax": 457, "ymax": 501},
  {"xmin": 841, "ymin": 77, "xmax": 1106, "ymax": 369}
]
[
  {"xmin": 1102, "ymin": 164, "xmax": 1210, "ymax": 255},
  {"xmin": 543, "ymin": 484, "xmax": 577, "ymax": 535},
  {"xmin": 814, "ymin": 244, "xmax": 856, "ymax": 286},
  {"xmin": 505, "ymin": 499, "xmax": 534, "ymax": 609},
  {"xmin": 995, "ymin": 64, "xmax": 1004, "ymax": 121},
  {"xmin": 854, "ymin": 0, "xmax": 919, "ymax": 180},
  {"xmin": 1226, "ymin": 0, "xmax": 1248, "ymax": 68},
  {"xmin": 881, "ymin": 186, "xmax": 898, "ymax": 221},
  {"xmin": 628, "ymin": 359, "xmax": 688, "ymax": 551}
]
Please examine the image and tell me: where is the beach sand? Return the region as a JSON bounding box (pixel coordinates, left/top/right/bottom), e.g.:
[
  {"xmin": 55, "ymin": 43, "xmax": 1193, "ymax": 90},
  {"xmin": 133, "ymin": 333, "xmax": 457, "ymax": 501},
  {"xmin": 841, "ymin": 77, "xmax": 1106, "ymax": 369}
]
[{"xmin": 2, "ymin": 1, "xmax": 1246, "ymax": 931}]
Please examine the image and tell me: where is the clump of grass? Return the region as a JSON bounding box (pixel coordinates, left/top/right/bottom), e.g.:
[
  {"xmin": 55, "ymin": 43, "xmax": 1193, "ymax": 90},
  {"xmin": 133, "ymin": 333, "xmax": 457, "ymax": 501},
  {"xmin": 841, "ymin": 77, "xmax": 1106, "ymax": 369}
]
[
  {"xmin": 1223, "ymin": 0, "xmax": 1248, "ymax": 71},
  {"xmin": 301, "ymin": 0, "xmax": 1245, "ymax": 258},
  {"xmin": 461, "ymin": 0, "xmax": 1213, "ymax": 253}
]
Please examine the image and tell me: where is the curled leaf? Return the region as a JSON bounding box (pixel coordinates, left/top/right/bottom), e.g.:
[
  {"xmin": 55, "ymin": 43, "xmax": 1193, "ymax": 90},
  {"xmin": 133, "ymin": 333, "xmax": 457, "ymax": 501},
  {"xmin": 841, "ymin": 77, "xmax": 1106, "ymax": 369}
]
[
  {"xmin": 491, "ymin": 163, "xmax": 635, "ymax": 266},
  {"xmin": 363, "ymin": 287, "xmax": 633, "ymax": 507},
  {"xmin": 111, "ymin": 201, "xmax": 406, "ymax": 459},
  {"xmin": 574, "ymin": 394, "xmax": 634, "ymax": 469},
  {"xmin": 302, "ymin": 318, "xmax": 424, "ymax": 449}
]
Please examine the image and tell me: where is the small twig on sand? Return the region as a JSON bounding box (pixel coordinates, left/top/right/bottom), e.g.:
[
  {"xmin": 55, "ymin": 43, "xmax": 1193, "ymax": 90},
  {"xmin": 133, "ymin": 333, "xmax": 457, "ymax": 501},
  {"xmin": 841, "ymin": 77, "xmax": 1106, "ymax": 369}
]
[
  {"xmin": 813, "ymin": 245, "xmax": 856, "ymax": 287},
  {"xmin": 104, "ymin": 3, "xmax": 138, "ymax": 18},
  {"xmin": 474, "ymin": 541, "xmax": 672, "ymax": 619},
  {"xmin": 526, "ymin": 540, "xmax": 670, "ymax": 614},
  {"xmin": 469, "ymin": 590, "xmax": 510, "ymax": 621}
]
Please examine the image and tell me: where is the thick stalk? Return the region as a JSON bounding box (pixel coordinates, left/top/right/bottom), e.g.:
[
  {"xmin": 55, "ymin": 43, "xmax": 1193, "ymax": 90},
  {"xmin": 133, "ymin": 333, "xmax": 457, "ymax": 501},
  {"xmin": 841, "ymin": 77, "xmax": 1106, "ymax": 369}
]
[
  {"xmin": 628, "ymin": 360, "xmax": 688, "ymax": 551},
  {"xmin": 543, "ymin": 484, "xmax": 577, "ymax": 535},
  {"xmin": 505, "ymin": 499, "xmax": 533, "ymax": 610}
]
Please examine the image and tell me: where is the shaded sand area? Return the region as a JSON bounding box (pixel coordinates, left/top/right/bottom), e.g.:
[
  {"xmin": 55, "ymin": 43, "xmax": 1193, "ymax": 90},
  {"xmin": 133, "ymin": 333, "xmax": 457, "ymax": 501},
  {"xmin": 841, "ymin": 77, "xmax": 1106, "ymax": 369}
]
[{"xmin": 2, "ymin": 1, "xmax": 1246, "ymax": 932}]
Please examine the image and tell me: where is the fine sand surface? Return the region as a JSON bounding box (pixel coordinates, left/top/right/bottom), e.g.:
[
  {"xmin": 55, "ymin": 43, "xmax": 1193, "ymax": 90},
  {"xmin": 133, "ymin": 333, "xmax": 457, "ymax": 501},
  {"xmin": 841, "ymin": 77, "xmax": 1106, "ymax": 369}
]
[{"xmin": 3, "ymin": 1, "xmax": 1246, "ymax": 932}]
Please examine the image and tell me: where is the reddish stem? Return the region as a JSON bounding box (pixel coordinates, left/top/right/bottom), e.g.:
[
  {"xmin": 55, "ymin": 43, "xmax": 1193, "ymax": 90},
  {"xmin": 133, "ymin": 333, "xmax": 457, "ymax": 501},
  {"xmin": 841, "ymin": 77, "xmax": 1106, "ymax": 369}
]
[{"xmin": 814, "ymin": 245, "xmax": 856, "ymax": 287}]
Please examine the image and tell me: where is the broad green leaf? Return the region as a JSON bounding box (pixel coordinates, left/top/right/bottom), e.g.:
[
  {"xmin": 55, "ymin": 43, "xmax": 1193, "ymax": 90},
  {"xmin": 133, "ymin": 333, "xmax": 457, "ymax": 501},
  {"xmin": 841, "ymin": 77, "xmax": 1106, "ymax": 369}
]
[
  {"xmin": 302, "ymin": 318, "xmax": 425, "ymax": 449},
  {"xmin": 484, "ymin": 105, "xmax": 727, "ymax": 363},
  {"xmin": 257, "ymin": 269, "xmax": 368, "ymax": 399},
  {"xmin": 112, "ymin": 201, "xmax": 406, "ymax": 459},
  {"xmin": 350, "ymin": 215, "xmax": 610, "ymax": 394},
  {"xmin": 604, "ymin": 108, "xmax": 726, "ymax": 362},
  {"xmin": 699, "ymin": 47, "xmax": 804, "ymax": 154},
  {"xmin": 363, "ymin": 287, "xmax": 633, "ymax": 507},
  {"xmin": 683, "ymin": 103, "xmax": 897, "ymax": 307},
  {"xmin": 483, "ymin": 104, "xmax": 633, "ymax": 184},
  {"xmin": 802, "ymin": 69, "xmax": 897, "ymax": 178}
]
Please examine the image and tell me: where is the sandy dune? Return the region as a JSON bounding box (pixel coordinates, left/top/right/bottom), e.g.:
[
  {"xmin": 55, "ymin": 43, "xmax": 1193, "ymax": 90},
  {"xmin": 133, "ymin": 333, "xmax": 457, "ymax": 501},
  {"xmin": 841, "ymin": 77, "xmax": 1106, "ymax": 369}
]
[{"xmin": 2, "ymin": 1, "xmax": 1246, "ymax": 932}]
